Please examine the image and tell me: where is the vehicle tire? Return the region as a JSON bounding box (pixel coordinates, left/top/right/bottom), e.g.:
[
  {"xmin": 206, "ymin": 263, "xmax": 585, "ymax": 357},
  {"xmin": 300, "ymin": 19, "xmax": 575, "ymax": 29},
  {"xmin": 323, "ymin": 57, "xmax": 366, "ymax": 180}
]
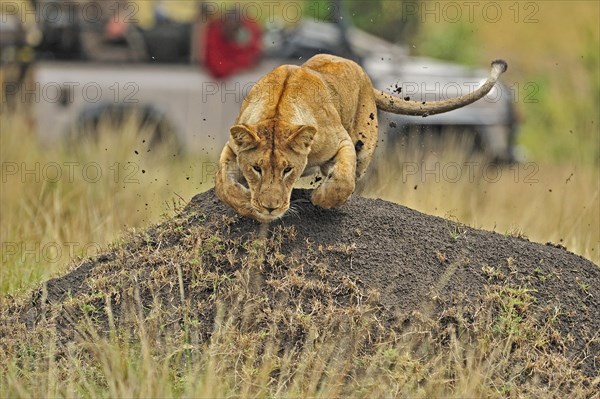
[
  {"xmin": 72, "ymin": 103, "xmax": 181, "ymax": 152},
  {"xmin": 475, "ymin": 124, "xmax": 516, "ymax": 163}
]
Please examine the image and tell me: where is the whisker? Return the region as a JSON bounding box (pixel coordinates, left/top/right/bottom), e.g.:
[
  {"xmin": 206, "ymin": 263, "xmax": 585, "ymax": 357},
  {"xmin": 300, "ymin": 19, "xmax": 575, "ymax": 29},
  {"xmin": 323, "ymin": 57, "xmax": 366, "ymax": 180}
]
[{"xmin": 285, "ymin": 205, "xmax": 301, "ymax": 220}]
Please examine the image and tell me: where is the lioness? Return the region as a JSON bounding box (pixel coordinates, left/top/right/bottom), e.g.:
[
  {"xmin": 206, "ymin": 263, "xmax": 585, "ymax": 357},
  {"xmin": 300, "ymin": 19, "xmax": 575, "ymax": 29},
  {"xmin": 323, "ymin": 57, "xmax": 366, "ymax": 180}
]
[{"xmin": 215, "ymin": 54, "xmax": 507, "ymax": 222}]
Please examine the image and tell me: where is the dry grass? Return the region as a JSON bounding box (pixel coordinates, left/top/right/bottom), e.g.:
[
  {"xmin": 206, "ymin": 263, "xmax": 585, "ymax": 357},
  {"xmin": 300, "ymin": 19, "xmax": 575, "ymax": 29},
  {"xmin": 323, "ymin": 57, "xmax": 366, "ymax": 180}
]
[
  {"xmin": 0, "ymin": 112, "xmax": 209, "ymax": 293},
  {"xmin": 2, "ymin": 304, "xmax": 592, "ymax": 398},
  {"xmin": 0, "ymin": 212, "xmax": 595, "ymax": 398}
]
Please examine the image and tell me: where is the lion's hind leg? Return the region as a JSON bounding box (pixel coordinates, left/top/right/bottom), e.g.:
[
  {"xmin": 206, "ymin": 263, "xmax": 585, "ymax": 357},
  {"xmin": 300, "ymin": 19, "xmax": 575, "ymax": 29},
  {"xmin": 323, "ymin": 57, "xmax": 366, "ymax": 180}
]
[{"xmin": 351, "ymin": 95, "xmax": 379, "ymax": 181}]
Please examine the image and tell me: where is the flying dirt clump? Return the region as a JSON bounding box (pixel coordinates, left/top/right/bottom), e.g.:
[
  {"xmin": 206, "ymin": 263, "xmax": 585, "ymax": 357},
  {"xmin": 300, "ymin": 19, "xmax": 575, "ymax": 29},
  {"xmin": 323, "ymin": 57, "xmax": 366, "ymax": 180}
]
[{"xmin": 0, "ymin": 189, "xmax": 598, "ymax": 392}]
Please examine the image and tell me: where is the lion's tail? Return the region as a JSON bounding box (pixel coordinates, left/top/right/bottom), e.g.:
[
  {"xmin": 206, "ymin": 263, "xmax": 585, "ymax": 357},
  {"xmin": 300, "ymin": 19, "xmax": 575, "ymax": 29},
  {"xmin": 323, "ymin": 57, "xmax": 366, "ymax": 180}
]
[{"xmin": 373, "ymin": 60, "xmax": 508, "ymax": 117}]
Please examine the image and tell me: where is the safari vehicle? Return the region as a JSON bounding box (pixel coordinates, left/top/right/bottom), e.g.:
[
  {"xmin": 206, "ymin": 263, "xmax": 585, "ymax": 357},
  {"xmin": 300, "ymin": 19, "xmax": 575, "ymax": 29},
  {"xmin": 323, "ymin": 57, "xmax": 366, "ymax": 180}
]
[{"xmin": 4, "ymin": 1, "xmax": 518, "ymax": 162}]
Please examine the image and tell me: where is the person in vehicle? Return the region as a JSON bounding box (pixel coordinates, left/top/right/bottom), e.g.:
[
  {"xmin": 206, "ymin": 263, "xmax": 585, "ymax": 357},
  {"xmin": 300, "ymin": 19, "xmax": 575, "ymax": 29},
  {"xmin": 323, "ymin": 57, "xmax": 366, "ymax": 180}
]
[{"xmin": 201, "ymin": 9, "xmax": 262, "ymax": 79}]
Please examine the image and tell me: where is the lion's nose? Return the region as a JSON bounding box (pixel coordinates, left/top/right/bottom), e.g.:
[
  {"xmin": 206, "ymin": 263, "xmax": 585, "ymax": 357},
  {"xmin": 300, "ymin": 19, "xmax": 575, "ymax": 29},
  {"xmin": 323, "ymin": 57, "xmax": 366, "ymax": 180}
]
[
  {"xmin": 259, "ymin": 199, "xmax": 281, "ymax": 214},
  {"xmin": 261, "ymin": 201, "xmax": 280, "ymax": 213}
]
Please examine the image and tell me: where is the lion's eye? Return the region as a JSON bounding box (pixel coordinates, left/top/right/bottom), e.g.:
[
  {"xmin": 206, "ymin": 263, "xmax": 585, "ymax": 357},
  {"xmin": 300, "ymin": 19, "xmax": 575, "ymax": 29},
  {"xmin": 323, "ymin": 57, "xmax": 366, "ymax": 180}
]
[
  {"xmin": 252, "ymin": 165, "xmax": 262, "ymax": 175},
  {"xmin": 283, "ymin": 166, "xmax": 293, "ymax": 175}
]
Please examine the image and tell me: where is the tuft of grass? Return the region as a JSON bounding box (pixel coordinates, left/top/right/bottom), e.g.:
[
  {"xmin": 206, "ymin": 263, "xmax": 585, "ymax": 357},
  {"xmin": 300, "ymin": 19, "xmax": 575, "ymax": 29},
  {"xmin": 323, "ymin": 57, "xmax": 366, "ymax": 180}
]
[{"xmin": 488, "ymin": 285, "xmax": 537, "ymax": 343}]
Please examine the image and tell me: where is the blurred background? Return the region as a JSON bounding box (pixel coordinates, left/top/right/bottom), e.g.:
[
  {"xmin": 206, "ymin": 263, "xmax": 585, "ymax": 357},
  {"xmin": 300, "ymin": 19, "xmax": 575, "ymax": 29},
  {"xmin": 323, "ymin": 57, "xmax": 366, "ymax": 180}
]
[{"xmin": 1, "ymin": 0, "xmax": 598, "ymax": 293}]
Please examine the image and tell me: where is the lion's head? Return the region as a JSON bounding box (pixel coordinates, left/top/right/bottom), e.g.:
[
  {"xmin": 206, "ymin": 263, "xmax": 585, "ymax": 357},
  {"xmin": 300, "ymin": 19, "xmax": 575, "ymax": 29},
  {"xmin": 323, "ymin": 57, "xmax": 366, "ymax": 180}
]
[{"xmin": 229, "ymin": 119, "xmax": 316, "ymax": 222}]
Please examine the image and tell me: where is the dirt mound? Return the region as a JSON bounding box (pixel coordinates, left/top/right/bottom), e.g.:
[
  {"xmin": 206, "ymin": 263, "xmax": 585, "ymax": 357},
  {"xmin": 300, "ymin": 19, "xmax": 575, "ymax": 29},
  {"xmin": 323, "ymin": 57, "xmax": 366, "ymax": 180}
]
[{"xmin": 2, "ymin": 189, "xmax": 599, "ymax": 383}]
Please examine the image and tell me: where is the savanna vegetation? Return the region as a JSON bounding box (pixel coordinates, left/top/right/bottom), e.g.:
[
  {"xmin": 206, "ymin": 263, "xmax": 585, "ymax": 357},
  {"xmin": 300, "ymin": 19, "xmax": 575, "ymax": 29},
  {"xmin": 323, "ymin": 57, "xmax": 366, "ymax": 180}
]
[{"xmin": 1, "ymin": 1, "xmax": 598, "ymax": 397}]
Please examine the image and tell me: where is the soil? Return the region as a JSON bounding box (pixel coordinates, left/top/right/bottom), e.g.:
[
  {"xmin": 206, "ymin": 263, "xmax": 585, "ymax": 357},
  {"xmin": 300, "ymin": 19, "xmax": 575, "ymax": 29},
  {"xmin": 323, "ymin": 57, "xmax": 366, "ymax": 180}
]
[{"xmin": 2, "ymin": 188, "xmax": 599, "ymax": 380}]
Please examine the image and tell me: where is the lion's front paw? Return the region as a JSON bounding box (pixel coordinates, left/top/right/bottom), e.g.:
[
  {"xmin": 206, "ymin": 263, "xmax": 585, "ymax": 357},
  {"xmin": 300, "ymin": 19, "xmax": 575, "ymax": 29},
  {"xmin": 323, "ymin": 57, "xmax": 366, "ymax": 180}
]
[
  {"xmin": 215, "ymin": 178, "xmax": 253, "ymax": 214},
  {"xmin": 310, "ymin": 178, "xmax": 354, "ymax": 209}
]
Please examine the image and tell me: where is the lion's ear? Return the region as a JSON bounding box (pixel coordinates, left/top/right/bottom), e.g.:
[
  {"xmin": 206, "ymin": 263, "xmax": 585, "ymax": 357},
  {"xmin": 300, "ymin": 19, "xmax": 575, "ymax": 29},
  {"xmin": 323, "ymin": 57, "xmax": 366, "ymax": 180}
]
[
  {"xmin": 230, "ymin": 124, "xmax": 259, "ymax": 151},
  {"xmin": 288, "ymin": 125, "xmax": 316, "ymax": 153}
]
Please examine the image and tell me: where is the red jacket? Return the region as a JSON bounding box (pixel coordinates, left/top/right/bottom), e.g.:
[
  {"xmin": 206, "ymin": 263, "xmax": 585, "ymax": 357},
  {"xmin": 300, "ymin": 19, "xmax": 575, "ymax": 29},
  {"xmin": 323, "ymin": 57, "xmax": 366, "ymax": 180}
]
[{"xmin": 203, "ymin": 18, "xmax": 262, "ymax": 79}]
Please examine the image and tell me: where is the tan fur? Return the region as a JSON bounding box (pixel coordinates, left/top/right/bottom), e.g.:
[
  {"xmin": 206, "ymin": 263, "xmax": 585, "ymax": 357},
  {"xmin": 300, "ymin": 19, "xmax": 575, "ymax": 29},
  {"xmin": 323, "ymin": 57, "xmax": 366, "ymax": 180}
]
[{"xmin": 215, "ymin": 54, "xmax": 507, "ymax": 223}]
